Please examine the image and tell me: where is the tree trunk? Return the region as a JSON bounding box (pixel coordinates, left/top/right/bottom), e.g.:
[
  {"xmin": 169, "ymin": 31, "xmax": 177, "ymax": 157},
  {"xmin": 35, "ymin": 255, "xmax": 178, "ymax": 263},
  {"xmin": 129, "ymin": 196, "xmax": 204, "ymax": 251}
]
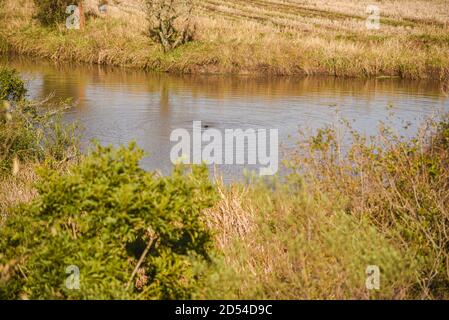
[{"xmin": 78, "ymin": 1, "xmax": 85, "ymax": 30}]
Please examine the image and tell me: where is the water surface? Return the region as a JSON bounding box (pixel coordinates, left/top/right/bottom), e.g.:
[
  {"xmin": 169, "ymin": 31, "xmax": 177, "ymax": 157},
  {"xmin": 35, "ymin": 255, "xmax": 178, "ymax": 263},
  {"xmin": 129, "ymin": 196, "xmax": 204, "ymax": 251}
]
[{"xmin": 4, "ymin": 56, "xmax": 449, "ymax": 180}]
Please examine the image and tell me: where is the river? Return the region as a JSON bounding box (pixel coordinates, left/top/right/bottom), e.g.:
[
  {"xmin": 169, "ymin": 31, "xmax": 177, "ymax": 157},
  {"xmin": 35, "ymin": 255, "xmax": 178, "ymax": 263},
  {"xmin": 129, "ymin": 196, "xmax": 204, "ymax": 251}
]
[{"xmin": 3, "ymin": 56, "xmax": 449, "ymax": 181}]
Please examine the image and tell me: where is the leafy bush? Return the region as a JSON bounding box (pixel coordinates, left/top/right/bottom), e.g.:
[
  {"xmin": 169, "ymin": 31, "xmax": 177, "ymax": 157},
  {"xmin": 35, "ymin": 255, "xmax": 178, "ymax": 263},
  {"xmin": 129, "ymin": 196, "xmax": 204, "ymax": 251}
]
[
  {"xmin": 33, "ymin": 0, "xmax": 73, "ymax": 26},
  {"xmin": 0, "ymin": 67, "xmax": 26, "ymax": 101},
  {"xmin": 0, "ymin": 143, "xmax": 218, "ymax": 299},
  {"xmin": 1, "ymin": 67, "xmax": 78, "ymax": 175}
]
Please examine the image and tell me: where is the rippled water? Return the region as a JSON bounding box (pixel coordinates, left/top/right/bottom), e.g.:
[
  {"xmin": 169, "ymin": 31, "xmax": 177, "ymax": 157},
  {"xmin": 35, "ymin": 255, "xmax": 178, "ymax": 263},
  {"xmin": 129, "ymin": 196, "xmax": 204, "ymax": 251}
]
[{"xmin": 4, "ymin": 56, "xmax": 449, "ymax": 180}]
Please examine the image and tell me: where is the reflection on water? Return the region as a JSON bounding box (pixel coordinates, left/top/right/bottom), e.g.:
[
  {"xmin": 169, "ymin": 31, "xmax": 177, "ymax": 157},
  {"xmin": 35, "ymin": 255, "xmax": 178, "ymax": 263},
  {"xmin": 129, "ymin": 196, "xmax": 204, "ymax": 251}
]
[{"xmin": 3, "ymin": 56, "xmax": 449, "ymax": 180}]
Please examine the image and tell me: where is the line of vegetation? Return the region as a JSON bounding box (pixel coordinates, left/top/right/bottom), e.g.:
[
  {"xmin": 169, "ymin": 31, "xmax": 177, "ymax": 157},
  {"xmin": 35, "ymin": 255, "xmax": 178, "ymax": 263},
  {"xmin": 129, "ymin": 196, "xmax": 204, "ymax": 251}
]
[
  {"xmin": 0, "ymin": 0, "xmax": 448, "ymax": 79},
  {"xmin": 0, "ymin": 66, "xmax": 79, "ymax": 215},
  {"xmin": 1, "ymin": 68, "xmax": 448, "ymax": 299}
]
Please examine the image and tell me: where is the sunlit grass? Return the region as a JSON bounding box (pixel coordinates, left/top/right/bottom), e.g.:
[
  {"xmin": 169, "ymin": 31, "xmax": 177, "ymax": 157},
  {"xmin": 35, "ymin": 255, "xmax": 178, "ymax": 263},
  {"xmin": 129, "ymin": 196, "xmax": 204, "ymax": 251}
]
[{"xmin": 0, "ymin": 0, "xmax": 448, "ymax": 78}]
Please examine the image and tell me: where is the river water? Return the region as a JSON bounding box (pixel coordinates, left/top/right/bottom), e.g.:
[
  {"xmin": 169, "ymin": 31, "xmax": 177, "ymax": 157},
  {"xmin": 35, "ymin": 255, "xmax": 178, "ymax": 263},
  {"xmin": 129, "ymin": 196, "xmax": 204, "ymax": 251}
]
[{"xmin": 4, "ymin": 56, "xmax": 449, "ymax": 180}]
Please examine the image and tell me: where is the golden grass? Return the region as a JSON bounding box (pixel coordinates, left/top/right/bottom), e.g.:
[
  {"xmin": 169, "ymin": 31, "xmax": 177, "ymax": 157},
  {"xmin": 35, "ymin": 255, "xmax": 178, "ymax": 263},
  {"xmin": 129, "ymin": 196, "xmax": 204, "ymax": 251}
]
[
  {"xmin": 1, "ymin": 0, "xmax": 448, "ymax": 78},
  {"xmin": 204, "ymin": 179, "xmax": 256, "ymax": 251},
  {"xmin": 204, "ymin": 179, "xmax": 417, "ymax": 299},
  {"xmin": 0, "ymin": 163, "xmax": 37, "ymax": 224}
]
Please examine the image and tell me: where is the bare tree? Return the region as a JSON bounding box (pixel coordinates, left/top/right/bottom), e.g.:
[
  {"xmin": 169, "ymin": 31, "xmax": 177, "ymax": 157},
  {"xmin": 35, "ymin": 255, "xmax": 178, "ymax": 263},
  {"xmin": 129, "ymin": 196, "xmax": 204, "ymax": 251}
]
[{"xmin": 145, "ymin": 0, "xmax": 195, "ymax": 52}]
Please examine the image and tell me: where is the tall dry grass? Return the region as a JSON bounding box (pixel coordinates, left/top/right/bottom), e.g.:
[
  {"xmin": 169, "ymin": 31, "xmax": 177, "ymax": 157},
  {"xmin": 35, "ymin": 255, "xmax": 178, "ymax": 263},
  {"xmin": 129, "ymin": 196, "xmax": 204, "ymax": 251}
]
[{"xmin": 0, "ymin": 163, "xmax": 37, "ymax": 225}]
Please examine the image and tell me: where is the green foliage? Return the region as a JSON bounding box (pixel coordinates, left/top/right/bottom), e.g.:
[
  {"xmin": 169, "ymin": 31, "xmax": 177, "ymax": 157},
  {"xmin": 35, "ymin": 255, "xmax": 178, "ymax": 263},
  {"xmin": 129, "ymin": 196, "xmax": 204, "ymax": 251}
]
[
  {"xmin": 0, "ymin": 67, "xmax": 26, "ymax": 101},
  {"xmin": 0, "ymin": 98, "xmax": 79, "ymax": 175},
  {"xmin": 0, "ymin": 143, "xmax": 218, "ymax": 299},
  {"xmin": 33, "ymin": 0, "xmax": 73, "ymax": 26},
  {"xmin": 0, "ymin": 68, "xmax": 78, "ymax": 175},
  {"xmin": 435, "ymin": 114, "xmax": 449, "ymax": 147}
]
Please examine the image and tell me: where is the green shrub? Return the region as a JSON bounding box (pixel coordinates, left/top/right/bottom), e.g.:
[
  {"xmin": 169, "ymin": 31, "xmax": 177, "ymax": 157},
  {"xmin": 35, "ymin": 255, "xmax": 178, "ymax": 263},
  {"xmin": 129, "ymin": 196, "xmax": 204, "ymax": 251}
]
[
  {"xmin": 0, "ymin": 143, "xmax": 218, "ymax": 299},
  {"xmin": 33, "ymin": 0, "xmax": 73, "ymax": 26},
  {"xmin": 0, "ymin": 99, "xmax": 78, "ymax": 175},
  {"xmin": 0, "ymin": 67, "xmax": 26, "ymax": 101},
  {"xmin": 1, "ymin": 67, "xmax": 78, "ymax": 175}
]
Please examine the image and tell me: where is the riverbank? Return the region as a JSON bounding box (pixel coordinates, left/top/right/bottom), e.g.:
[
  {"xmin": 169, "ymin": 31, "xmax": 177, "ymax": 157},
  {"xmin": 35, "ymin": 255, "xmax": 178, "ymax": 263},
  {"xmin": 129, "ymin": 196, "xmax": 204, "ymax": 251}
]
[
  {"xmin": 2, "ymin": 65, "xmax": 449, "ymax": 299},
  {"xmin": 1, "ymin": 0, "xmax": 449, "ymax": 79}
]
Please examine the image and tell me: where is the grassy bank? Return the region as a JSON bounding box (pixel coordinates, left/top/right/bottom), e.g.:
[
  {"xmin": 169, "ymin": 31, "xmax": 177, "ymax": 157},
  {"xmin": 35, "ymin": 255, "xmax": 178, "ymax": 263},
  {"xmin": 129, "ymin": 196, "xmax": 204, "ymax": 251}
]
[
  {"xmin": 1, "ymin": 0, "xmax": 449, "ymax": 79},
  {"xmin": 1, "ymin": 67, "xmax": 449, "ymax": 299}
]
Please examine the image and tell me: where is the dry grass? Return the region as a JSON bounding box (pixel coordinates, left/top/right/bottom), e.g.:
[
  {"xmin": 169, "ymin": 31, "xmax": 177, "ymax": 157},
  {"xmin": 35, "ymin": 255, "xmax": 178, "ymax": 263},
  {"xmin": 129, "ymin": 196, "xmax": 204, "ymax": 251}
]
[
  {"xmin": 204, "ymin": 179, "xmax": 255, "ymax": 251},
  {"xmin": 204, "ymin": 178, "xmax": 417, "ymax": 299},
  {"xmin": 0, "ymin": 163, "xmax": 37, "ymax": 224},
  {"xmin": 1, "ymin": 0, "xmax": 448, "ymax": 78}
]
